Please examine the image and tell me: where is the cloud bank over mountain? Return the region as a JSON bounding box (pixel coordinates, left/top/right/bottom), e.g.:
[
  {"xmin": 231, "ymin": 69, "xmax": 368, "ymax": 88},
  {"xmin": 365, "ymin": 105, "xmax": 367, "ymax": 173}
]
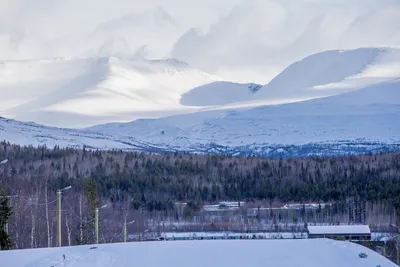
[{"xmin": 1, "ymin": 0, "xmax": 399, "ymax": 83}]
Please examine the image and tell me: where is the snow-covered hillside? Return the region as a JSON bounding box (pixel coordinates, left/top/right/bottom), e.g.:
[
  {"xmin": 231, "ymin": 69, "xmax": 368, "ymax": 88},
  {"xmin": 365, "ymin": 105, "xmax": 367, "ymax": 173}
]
[
  {"xmin": 179, "ymin": 47, "xmax": 400, "ymax": 110},
  {"xmin": 0, "ymin": 47, "xmax": 399, "ymax": 156},
  {"xmin": 0, "ymin": 239, "xmax": 395, "ymax": 267},
  {"xmin": 89, "ymin": 79, "xmax": 400, "ymax": 156},
  {"xmin": 180, "ymin": 82, "xmax": 262, "ymax": 106},
  {"xmin": 0, "ymin": 116, "xmax": 148, "ymax": 151},
  {"xmin": 1, "ymin": 78, "xmax": 399, "ymax": 157},
  {"xmin": 258, "ymin": 47, "xmax": 400, "ymax": 101},
  {"xmin": 178, "ymin": 47, "xmax": 400, "ymax": 109},
  {"xmin": 1, "ymin": 47, "xmax": 399, "ymax": 129},
  {"xmin": 0, "ymin": 57, "xmax": 218, "ymax": 127}
]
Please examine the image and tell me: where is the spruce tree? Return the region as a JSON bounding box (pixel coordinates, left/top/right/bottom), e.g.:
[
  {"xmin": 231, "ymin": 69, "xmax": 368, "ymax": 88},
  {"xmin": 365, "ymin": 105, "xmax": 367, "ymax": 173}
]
[
  {"xmin": 75, "ymin": 178, "xmax": 99, "ymax": 245},
  {"xmin": 0, "ymin": 185, "xmax": 13, "ymax": 250}
]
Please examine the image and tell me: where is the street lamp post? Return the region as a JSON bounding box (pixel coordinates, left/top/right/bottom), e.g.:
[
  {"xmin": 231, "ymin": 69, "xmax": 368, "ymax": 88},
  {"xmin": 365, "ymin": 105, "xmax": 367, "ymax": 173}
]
[
  {"xmin": 123, "ymin": 220, "xmax": 135, "ymax": 243},
  {"xmin": 95, "ymin": 204, "xmax": 107, "ymax": 244},
  {"xmin": 57, "ymin": 185, "xmax": 72, "ymax": 247}
]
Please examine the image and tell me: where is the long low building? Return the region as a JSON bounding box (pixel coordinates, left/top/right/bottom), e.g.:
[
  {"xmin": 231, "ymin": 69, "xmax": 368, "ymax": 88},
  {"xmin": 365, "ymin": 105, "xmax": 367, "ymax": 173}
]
[
  {"xmin": 161, "ymin": 232, "xmax": 308, "ymax": 240},
  {"xmin": 307, "ymin": 225, "xmax": 371, "ymax": 240}
]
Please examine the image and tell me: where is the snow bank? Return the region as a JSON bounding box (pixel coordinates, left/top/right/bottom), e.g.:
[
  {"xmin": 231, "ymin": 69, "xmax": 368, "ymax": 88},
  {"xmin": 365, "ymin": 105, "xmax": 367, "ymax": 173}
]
[{"xmin": 0, "ymin": 239, "xmax": 395, "ymax": 267}]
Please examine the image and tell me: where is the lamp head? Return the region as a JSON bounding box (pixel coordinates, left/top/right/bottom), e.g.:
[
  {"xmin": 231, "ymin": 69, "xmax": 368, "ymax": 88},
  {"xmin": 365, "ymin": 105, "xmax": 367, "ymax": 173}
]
[{"xmin": 62, "ymin": 185, "xmax": 72, "ymax": 191}]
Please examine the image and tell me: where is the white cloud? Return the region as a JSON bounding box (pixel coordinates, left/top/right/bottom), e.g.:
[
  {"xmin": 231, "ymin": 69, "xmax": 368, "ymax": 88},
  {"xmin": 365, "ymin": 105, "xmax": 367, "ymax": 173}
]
[
  {"xmin": 0, "ymin": 0, "xmax": 399, "ymax": 83},
  {"xmin": 171, "ymin": 0, "xmax": 400, "ymax": 83}
]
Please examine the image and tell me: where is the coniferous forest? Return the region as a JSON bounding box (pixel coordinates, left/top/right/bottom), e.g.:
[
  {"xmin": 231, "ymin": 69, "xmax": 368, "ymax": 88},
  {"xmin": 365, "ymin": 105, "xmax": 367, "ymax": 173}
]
[{"xmin": 0, "ymin": 141, "xmax": 399, "ymax": 249}]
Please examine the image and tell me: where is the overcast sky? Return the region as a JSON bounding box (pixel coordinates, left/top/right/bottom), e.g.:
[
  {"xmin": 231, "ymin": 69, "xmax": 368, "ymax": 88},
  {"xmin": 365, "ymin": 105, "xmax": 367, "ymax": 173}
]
[{"xmin": 1, "ymin": 0, "xmax": 400, "ymax": 83}]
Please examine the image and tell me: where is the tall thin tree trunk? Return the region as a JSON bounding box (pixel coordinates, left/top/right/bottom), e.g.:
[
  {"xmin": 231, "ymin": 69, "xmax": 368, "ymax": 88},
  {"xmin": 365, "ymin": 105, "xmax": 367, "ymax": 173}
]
[
  {"xmin": 50, "ymin": 221, "xmax": 54, "ymax": 247},
  {"xmin": 30, "ymin": 208, "xmax": 36, "ymax": 248},
  {"xmin": 30, "ymin": 194, "xmax": 38, "ymax": 248},
  {"xmin": 45, "ymin": 179, "xmax": 51, "ymax": 247},
  {"xmin": 65, "ymin": 215, "xmax": 72, "ymax": 246},
  {"xmin": 79, "ymin": 195, "xmax": 83, "ymax": 242}
]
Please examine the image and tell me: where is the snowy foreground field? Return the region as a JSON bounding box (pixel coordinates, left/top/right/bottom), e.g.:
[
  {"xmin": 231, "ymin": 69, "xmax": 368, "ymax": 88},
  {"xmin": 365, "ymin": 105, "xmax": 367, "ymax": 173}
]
[{"xmin": 0, "ymin": 239, "xmax": 395, "ymax": 267}]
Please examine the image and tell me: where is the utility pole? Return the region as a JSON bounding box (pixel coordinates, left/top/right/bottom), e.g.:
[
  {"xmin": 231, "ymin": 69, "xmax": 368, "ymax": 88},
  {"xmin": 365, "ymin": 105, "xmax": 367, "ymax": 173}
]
[
  {"xmin": 95, "ymin": 204, "xmax": 107, "ymax": 244},
  {"xmin": 123, "ymin": 220, "xmax": 135, "ymax": 242},
  {"xmin": 57, "ymin": 189, "xmax": 61, "ymax": 247},
  {"xmin": 95, "ymin": 207, "xmax": 99, "ymax": 244},
  {"xmin": 123, "ymin": 221, "xmax": 126, "ymax": 243},
  {"xmin": 57, "ymin": 186, "xmax": 72, "ymax": 247}
]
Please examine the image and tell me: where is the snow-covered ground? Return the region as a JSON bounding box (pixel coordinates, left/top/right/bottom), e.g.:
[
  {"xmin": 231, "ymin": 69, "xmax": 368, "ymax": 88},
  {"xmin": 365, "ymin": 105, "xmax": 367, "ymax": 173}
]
[{"xmin": 0, "ymin": 239, "xmax": 395, "ymax": 267}]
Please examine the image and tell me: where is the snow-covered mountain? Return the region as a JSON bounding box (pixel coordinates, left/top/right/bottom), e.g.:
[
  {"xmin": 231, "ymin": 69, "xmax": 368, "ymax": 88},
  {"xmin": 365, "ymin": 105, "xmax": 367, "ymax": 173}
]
[
  {"xmin": 181, "ymin": 47, "xmax": 400, "ymax": 108},
  {"xmin": 1, "ymin": 47, "xmax": 399, "ymax": 157},
  {"xmin": 1, "ymin": 47, "xmax": 398, "ymax": 128},
  {"xmin": 257, "ymin": 47, "xmax": 400, "ymax": 101},
  {"xmin": 0, "ymin": 239, "xmax": 395, "ymax": 267},
  {"xmin": 1, "ymin": 47, "xmax": 399, "ymax": 129},
  {"xmin": 1, "ymin": 77, "xmax": 399, "ymax": 157},
  {"xmin": 0, "ymin": 57, "xmax": 218, "ymax": 127},
  {"xmin": 89, "ymin": 78, "xmax": 400, "ymax": 156}
]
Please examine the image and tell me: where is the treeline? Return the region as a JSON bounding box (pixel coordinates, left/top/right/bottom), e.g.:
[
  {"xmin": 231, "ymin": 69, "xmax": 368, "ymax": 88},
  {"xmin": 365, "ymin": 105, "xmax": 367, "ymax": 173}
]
[
  {"xmin": 2, "ymin": 142, "xmax": 400, "ymax": 204},
  {"xmin": 0, "ymin": 141, "xmax": 399, "ymax": 249}
]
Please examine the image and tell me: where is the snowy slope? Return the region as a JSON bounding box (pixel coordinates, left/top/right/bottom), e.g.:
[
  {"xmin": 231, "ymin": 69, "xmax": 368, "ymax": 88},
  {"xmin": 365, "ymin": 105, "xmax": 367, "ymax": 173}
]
[
  {"xmin": 0, "ymin": 47, "xmax": 400, "ymax": 156},
  {"xmin": 180, "ymin": 81, "xmax": 262, "ymax": 106},
  {"xmin": 0, "ymin": 117, "xmax": 132, "ymax": 150},
  {"xmin": 0, "ymin": 57, "xmax": 218, "ymax": 128},
  {"xmin": 1, "ymin": 47, "xmax": 399, "ymax": 130},
  {"xmin": 258, "ymin": 47, "xmax": 400, "ymax": 101},
  {"xmin": 88, "ymin": 78, "xmax": 400, "ymax": 155},
  {"xmin": 0, "ymin": 239, "xmax": 395, "ymax": 267},
  {"xmin": 182, "ymin": 47, "xmax": 400, "ymax": 109},
  {"xmin": 1, "ymin": 78, "xmax": 399, "ymax": 157}
]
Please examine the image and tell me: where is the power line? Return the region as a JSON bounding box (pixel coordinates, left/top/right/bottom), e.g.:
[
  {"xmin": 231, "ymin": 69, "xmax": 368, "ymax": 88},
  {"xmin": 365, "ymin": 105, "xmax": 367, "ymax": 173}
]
[
  {"xmin": 3, "ymin": 183, "xmax": 58, "ymax": 206},
  {"xmin": 66, "ymin": 206, "xmax": 95, "ymax": 224}
]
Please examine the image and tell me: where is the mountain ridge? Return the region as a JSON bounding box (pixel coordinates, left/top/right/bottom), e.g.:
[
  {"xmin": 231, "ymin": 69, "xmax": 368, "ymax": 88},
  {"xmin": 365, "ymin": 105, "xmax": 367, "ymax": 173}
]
[
  {"xmin": 1, "ymin": 78, "xmax": 399, "ymax": 157},
  {"xmin": 0, "ymin": 56, "xmax": 219, "ymax": 127},
  {"xmin": 1, "ymin": 47, "xmax": 399, "ymax": 157}
]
